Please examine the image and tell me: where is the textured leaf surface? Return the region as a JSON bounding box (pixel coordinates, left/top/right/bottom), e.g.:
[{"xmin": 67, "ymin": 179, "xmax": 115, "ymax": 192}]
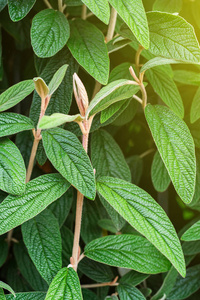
[
  {"xmin": 0, "ymin": 138, "xmax": 26, "ymax": 195},
  {"xmin": 38, "ymin": 113, "xmax": 83, "ymax": 130},
  {"xmin": 0, "ymin": 113, "xmax": 34, "ymax": 137},
  {"xmin": 22, "ymin": 209, "xmax": 62, "ymax": 284},
  {"xmin": 8, "ymin": 0, "xmax": 35, "ymax": 22},
  {"xmin": 31, "ymin": 9, "xmax": 70, "ymax": 58},
  {"xmin": 145, "ymin": 104, "xmax": 196, "ymax": 204},
  {"xmin": 153, "ymin": 0, "xmax": 182, "ymax": 13},
  {"xmin": 146, "ymin": 67, "xmax": 184, "ymax": 118},
  {"xmin": 140, "ymin": 57, "xmax": 184, "ymax": 73},
  {"xmin": 45, "ymin": 267, "xmax": 83, "ymax": 299},
  {"xmin": 96, "ymin": 176, "xmax": 185, "ymax": 277},
  {"xmin": 190, "ymin": 87, "xmax": 200, "ymax": 124},
  {"xmin": 86, "ymin": 79, "xmax": 139, "ymax": 118},
  {"xmin": 82, "ymin": 0, "xmax": 110, "ymax": 24},
  {"xmin": 0, "ymin": 80, "xmax": 34, "ymax": 112},
  {"xmin": 0, "ymin": 282, "xmax": 15, "ymax": 297},
  {"xmin": 0, "ymin": 173, "xmax": 70, "ymax": 235},
  {"xmin": 147, "ymin": 12, "xmax": 200, "ymax": 62},
  {"xmin": 181, "ymin": 220, "xmax": 200, "ymax": 241},
  {"xmin": 48, "ymin": 64, "xmax": 68, "ymax": 95},
  {"xmin": 6, "ymin": 292, "xmax": 46, "ymax": 300},
  {"xmin": 168, "ymin": 265, "xmax": 200, "ymax": 300},
  {"xmin": 108, "ymin": 0, "xmax": 149, "ymax": 49},
  {"xmin": 85, "ymin": 234, "xmax": 171, "ymax": 274},
  {"xmin": 151, "ymin": 151, "xmax": 171, "ymax": 192},
  {"xmin": 67, "ymin": 19, "xmax": 109, "ymax": 84},
  {"xmin": 118, "ymin": 285, "xmax": 146, "ymax": 300},
  {"xmin": 42, "ymin": 128, "xmax": 96, "ymax": 199}
]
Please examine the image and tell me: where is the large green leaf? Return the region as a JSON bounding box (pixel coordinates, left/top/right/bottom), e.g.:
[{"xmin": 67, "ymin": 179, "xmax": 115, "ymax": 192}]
[
  {"xmin": 67, "ymin": 19, "xmax": 109, "ymax": 84},
  {"xmin": 0, "ymin": 80, "xmax": 34, "ymax": 112},
  {"xmin": 42, "ymin": 128, "xmax": 96, "ymax": 200},
  {"xmin": 0, "ymin": 173, "xmax": 70, "ymax": 235},
  {"xmin": 190, "ymin": 87, "xmax": 200, "ymax": 124},
  {"xmin": 117, "ymin": 285, "xmax": 145, "ymax": 300},
  {"xmin": 8, "ymin": 0, "xmax": 36, "ymax": 22},
  {"xmin": 147, "ymin": 12, "xmax": 200, "ymax": 62},
  {"xmin": 108, "ymin": 0, "xmax": 149, "ymax": 49},
  {"xmin": 22, "ymin": 209, "xmax": 62, "ymax": 284},
  {"xmin": 0, "ymin": 289, "xmax": 5, "ymax": 300},
  {"xmin": 48, "ymin": 64, "xmax": 68, "ymax": 96},
  {"xmin": 6, "ymin": 292, "xmax": 46, "ymax": 300},
  {"xmin": 167, "ymin": 265, "xmax": 200, "ymax": 300},
  {"xmin": 0, "ymin": 138, "xmax": 26, "ymax": 195},
  {"xmin": 82, "ymin": 0, "xmax": 110, "ymax": 24},
  {"xmin": 45, "ymin": 267, "xmax": 83, "ymax": 300},
  {"xmin": 146, "ymin": 67, "xmax": 184, "ymax": 118},
  {"xmin": 31, "ymin": 9, "xmax": 70, "ymax": 58},
  {"xmin": 38, "ymin": 113, "xmax": 83, "ymax": 130},
  {"xmin": 0, "ymin": 113, "xmax": 34, "ymax": 137},
  {"xmin": 181, "ymin": 220, "xmax": 200, "ymax": 241},
  {"xmin": 153, "ymin": 0, "xmax": 182, "ymax": 13},
  {"xmin": 96, "ymin": 176, "xmax": 185, "ymax": 277},
  {"xmin": 140, "ymin": 57, "xmax": 184, "ymax": 73},
  {"xmin": 0, "ymin": 282, "xmax": 15, "ymax": 297},
  {"xmin": 145, "ymin": 104, "xmax": 196, "ymax": 204},
  {"xmin": 151, "ymin": 151, "xmax": 171, "ymax": 192},
  {"xmin": 84, "ymin": 234, "xmax": 171, "ymax": 274}
]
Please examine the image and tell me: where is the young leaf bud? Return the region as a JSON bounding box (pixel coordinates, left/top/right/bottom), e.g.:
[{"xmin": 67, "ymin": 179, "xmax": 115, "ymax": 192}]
[{"xmin": 73, "ymin": 73, "xmax": 89, "ymax": 116}]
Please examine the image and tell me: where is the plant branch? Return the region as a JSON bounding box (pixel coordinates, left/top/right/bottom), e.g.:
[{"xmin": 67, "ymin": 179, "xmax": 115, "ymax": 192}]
[
  {"xmin": 133, "ymin": 94, "xmax": 143, "ymax": 105},
  {"xmin": 43, "ymin": 0, "xmax": 53, "ymax": 9},
  {"xmin": 129, "ymin": 66, "xmax": 148, "ymax": 108},
  {"xmin": 106, "ymin": 7, "xmax": 117, "ymax": 42},
  {"xmin": 81, "ymin": 4, "xmax": 87, "ymax": 20},
  {"xmin": 81, "ymin": 276, "xmax": 119, "ymax": 289},
  {"xmin": 135, "ymin": 45, "xmax": 144, "ymax": 73},
  {"xmin": 58, "ymin": 0, "xmax": 65, "ymax": 12},
  {"xmin": 140, "ymin": 148, "xmax": 154, "ymax": 159},
  {"xmin": 26, "ymin": 135, "xmax": 40, "ymax": 183}
]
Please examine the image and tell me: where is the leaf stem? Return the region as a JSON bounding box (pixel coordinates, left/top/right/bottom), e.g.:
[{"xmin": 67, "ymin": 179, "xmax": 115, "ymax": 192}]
[
  {"xmin": 81, "ymin": 276, "xmax": 119, "ymax": 289},
  {"xmin": 43, "ymin": 0, "xmax": 53, "ymax": 9},
  {"xmin": 140, "ymin": 148, "xmax": 154, "ymax": 159},
  {"xmin": 135, "ymin": 45, "xmax": 144, "ymax": 73},
  {"xmin": 106, "ymin": 7, "xmax": 117, "ymax": 42},
  {"xmin": 58, "ymin": 0, "xmax": 64, "ymax": 12},
  {"xmin": 26, "ymin": 136, "xmax": 40, "ymax": 183},
  {"xmin": 81, "ymin": 4, "xmax": 87, "ymax": 20}
]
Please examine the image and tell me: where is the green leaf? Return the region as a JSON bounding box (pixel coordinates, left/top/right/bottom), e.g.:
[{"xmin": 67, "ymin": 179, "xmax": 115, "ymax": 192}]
[
  {"xmin": 61, "ymin": 226, "xmax": 74, "ymax": 266},
  {"xmin": 0, "ymin": 113, "xmax": 34, "ymax": 137},
  {"xmin": 0, "ymin": 0, "xmax": 7, "ymax": 12},
  {"xmin": 107, "ymin": 36, "xmax": 131, "ymax": 54},
  {"xmin": 0, "ymin": 289, "xmax": 5, "ymax": 300},
  {"xmin": 190, "ymin": 87, "xmax": 200, "ymax": 123},
  {"xmin": 48, "ymin": 64, "xmax": 68, "ymax": 96},
  {"xmin": 167, "ymin": 265, "xmax": 200, "ymax": 300},
  {"xmin": 188, "ymin": 152, "xmax": 200, "ymax": 210},
  {"xmin": 100, "ymin": 100, "xmax": 127, "ymax": 124},
  {"xmin": 33, "ymin": 77, "xmax": 49, "ymax": 99},
  {"xmin": 13, "ymin": 242, "xmax": 48, "ymax": 291},
  {"xmin": 96, "ymin": 176, "xmax": 186, "ymax": 277},
  {"xmin": 64, "ymin": 0, "xmax": 82, "ymax": 5},
  {"xmin": 98, "ymin": 219, "xmax": 118, "ymax": 233},
  {"xmin": 117, "ymin": 285, "xmax": 146, "ymax": 300},
  {"xmin": 173, "ymin": 70, "xmax": 200, "ymax": 86},
  {"xmin": 119, "ymin": 270, "xmax": 149, "ymax": 286},
  {"xmin": 6, "ymin": 292, "xmax": 46, "ymax": 300},
  {"xmin": 0, "ymin": 173, "xmax": 70, "ymax": 235},
  {"xmin": 181, "ymin": 220, "xmax": 200, "ymax": 241},
  {"xmin": 38, "ymin": 113, "xmax": 84, "ymax": 130},
  {"xmin": 82, "ymin": 0, "xmax": 110, "ymax": 24},
  {"xmin": 45, "ymin": 267, "xmax": 83, "ymax": 300},
  {"xmin": 151, "ymin": 151, "xmax": 171, "ymax": 192},
  {"xmin": 108, "ymin": 0, "xmax": 149, "ymax": 49},
  {"xmin": 153, "ymin": 0, "xmax": 182, "ymax": 13},
  {"xmin": 84, "ymin": 234, "xmax": 171, "ymax": 274},
  {"xmin": 140, "ymin": 57, "xmax": 186, "ymax": 73},
  {"xmin": 31, "ymin": 9, "xmax": 70, "ymax": 58},
  {"xmin": 0, "ymin": 238, "xmax": 8, "ymax": 268},
  {"xmin": 0, "ymin": 282, "xmax": 15, "ymax": 297},
  {"xmin": 145, "ymin": 104, "xmax": 196, "ymax": 204},
  {"xmin": 82, "ymin": 289, "xmax": 98, "ymax": 300},
  {"xmin": 145, "ymin": 67, "xmax": 184, "ymax": 118},
  {"xmin": 0, "ymin": 80, "xmax": 34, "ymax": 112},
  {"xmin": 67, "ymin": 19, "xmax": 109, "ymax": 85},
  {"xmin": 8, "ymin": 0, "xmax": 36, "ymax": 22},
  {"xmin": 86, "ymin": 79, "xmax": 139, "ymax": 118},
  {"xmin": 42, "ymin": 128, "xmax": 96, "ymax": 200},
  {"xmin": 22, "ymin": 209, "xmax": 62, "ymax": 284},
  {"xmin": 126, "ymin": 155, "xmax": 143, "ymax": 185},
  {"xmin": 0, "ymin": 138, "xmax": 26, "ymax": 195},
  {"xmin": 147, "ymin": 12, "xmax": 200, "ymax": 62}
]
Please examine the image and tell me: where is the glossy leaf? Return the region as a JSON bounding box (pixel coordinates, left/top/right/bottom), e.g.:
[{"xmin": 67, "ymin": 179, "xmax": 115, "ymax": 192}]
[
  {"xmin": 190, "ymin": 87, "xmax": 200, "ymax": 124},
  {"xmin": 0, "ymin": 138, "xmax": 26, "ymax": 195},
  {"xmin": 48, "ymin": 64, "xmax": 68, "ymax": 95},
  {"xmin": 0, "ymin": 113, "xmax": 34, "ymax": 137},
  {"xmin": 151, "ymin": 151, "xmax": 171, "ymax": 192},
  {"xmin": 84, "ymin": 234, "xmax": 171, "ymax": 274},
  {"xmin": 31, "ymin": 9, "xmax": 70, "ymax": 58},
  {"xmin": 147, "ymin": 12, "xmax": 200, "ymax": 62},
  {"xmin": 45, "ymin": 267, "xmax": 83, "ymax": 300},
  {"xmin": 6, "ymin": 292, "xmax": 46, "ymax": 300},
  {"xmin": 153, "ymin": 0, "xmax": 182, "ymax": 13},
  {"xmin": 181, "ymin": 220, "xmax": 200, "ymax": 241},
  {"xmin": 0, "ymin": 80, "xmax": 34, "ymax": 112},
  {"xmin": 67, "ymin": 19, "xmax": 109, "ymax": 84},
  {"xmin": 145, "ymin": 104, "xmax": 196, "ymax": 204},
  {"xmin": 38, "ymin": 113, "xmax": 83, "ymax": 130},
  {"xmin": 117, "ymin": 284, "xmax": 146, "ymax": 300},
  {"xmin": 0, "ymin": 173, "xmax": 70, "ymax": 235},
  {"xmin": 145, "ymin": 67, "xmax": 184, "ymax": 118},
  {"xmin": 22, "ymin": 209, "xmax": 62, "ymax": 284},
  {"xmin": 96, "ymin": 176, "xmax": 185, "ymax": 277},
  {"xmin": 8, "ymin": 0, "xmax": 36, "ymax": 22},
  {"xmin": 108, "ymin": 0, "xmax": 149, "ymax": 49},
  {"xmin": 82, "ymin": 0, "xmax": 110, "ymax": 24},
  {"xmin": 42, "ymin": 128, "xmax": 96, "ymax": 199}
]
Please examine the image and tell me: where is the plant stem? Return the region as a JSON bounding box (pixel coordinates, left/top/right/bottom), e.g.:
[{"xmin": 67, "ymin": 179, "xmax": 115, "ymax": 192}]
[
  {"xmin": 58, "ymin": 0, "xmax": 63, "ymax": 12},
  {"xmin": 81, "ymin": 276, "xmax": 119, "ymax": 289},
  {"xmin": 135, "ymin": 45, "xmax": 144, "ymax": 73},
  {"xmin": 82, "ymin": 4, "xmax": 87, "ymax": 20},
  {"xmin": 140, "ymin": 148, "xmax": 154, "ymax": 159},
  {"xmin": 106, "ymin": 7, "xmax": 117, "ymax": 42},
  {"xmin": 43, "ymin": 0, "xmax": 53, "ymax": 9},
  {"xmin": 26, "ymin": 137, "xmax": 40, "ymax": 183}
]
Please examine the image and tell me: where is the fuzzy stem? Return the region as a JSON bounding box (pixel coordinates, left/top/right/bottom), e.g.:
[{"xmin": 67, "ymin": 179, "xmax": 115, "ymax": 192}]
[
  {"xmin": 58, "ymin": 0, "xmax": 63, "ymax": 12},
  {"xmin": 81, "ymin": 276, "xmax": 119, "ymax": 289},
  {"xmin": 82, "ymin": 4, "xmax": 87, "ymax": 20},
  {"xmin": 135, "ymin": 45, "xmax": 144, "ymax": 73},
  {"xmin": 26, "ymin": 137, "xmax": 40, "ymax": 183},
  {"xmin": 43, "ymin": 0, "xmax": 53, "ymax": 9},
  {"xmin": 106, "ymin": 7, "xmax": 117, "ymax": 42}
]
